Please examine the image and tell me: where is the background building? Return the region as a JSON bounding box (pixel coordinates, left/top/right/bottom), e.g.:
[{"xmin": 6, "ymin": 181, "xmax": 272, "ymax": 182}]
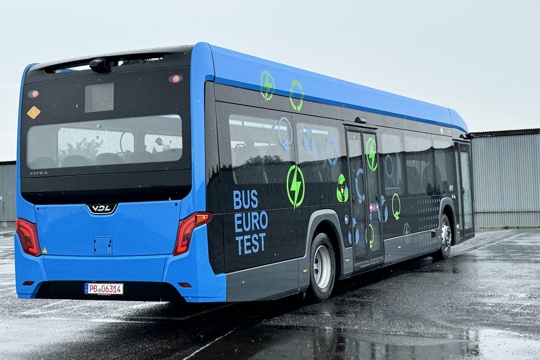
[
  {"xmin": 0, "ymin": 161, "xmax": 15, "ymax": 230},
  {"xmin": 471, "ymin": 129, "xmax": 540, "ymax": 228}
]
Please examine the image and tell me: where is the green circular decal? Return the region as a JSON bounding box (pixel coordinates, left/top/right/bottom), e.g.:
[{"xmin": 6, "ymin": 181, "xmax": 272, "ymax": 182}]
[
  {"xmin": 366, "ymin": 137, "xmax": 378, "ymax": 171},
  {"xmin": 260, "ymin": 70, "xmax": 275, "ymax": 102},
  {"xmin": 366, "ymin": 224, "xmax": 375, "ymax": 249},
  {"xmin": 392, "ymin": 193, "xmax": 401, "ymax": 220},
  {"xmin": 336, "ymin": 173, "xmax": 349, "ymax": 203},
  {"xmin": 286, "ymin": 165, "xmax": 305, "ymax": 207},
  {"xmin": 289, "ymin": 80, "xmax": 304, "ymax": 112}
]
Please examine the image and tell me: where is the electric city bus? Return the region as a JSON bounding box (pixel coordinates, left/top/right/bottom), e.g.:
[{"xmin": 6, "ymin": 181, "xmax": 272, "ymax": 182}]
[{"xmin": 15, "ymin": 43, "xmax": 474, "ymax": 302}]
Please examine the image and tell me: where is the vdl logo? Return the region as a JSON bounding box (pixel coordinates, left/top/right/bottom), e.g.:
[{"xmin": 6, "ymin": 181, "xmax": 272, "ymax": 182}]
[{"xmin": 87, "ymin": 204, "xmax": 118, "ymax": 215}]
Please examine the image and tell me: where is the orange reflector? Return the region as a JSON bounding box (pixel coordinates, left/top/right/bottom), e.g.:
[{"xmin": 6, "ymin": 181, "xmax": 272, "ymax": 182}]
[{"xmin": 27, "ymin": 106, "xmax": 41, "ymax": 120}]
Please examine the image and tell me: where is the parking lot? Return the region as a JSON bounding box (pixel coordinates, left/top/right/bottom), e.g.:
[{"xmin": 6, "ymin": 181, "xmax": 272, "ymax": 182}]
[{"xmin": 1, "ymin": 229, "xmax": 540, "ymax": 359}]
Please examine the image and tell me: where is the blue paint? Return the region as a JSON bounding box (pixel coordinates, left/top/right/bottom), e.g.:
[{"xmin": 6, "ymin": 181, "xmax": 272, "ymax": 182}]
[
  {"xmin": 303, "ymin": 127, "xmax": 316, "ymax": 153},
  {"xmin": 208, "ymin": 44, "xmax": 468, "ymax": 133},
  {"xmin": 325, "ymin": 137, "xmax": 338, "ymax": 166},
  {"xmin": 233, "ymin": 189, "xmax": 259, "ymax": 210},
  {"xmin": 232, "ymin": 189, "xmax": 268, "ymax": 256},
  {"xmin": 354, "ymin": 168, "xmax": 365, "ymax": 203},
  {"xmin": 278, "ymin": 117, "xmax": 293, "ymax": 151}
]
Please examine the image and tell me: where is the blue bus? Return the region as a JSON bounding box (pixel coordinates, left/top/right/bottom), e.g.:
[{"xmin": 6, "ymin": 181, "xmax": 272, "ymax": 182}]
[{"xmin": 15, "ymin": 43, "xmax": 474, "ymax": 302}]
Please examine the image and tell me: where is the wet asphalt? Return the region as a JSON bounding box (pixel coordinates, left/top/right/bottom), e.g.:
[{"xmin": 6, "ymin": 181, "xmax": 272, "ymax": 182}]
[{"xmin": 1, "ymin": 229, "xmax": 539, "ymax": 359}]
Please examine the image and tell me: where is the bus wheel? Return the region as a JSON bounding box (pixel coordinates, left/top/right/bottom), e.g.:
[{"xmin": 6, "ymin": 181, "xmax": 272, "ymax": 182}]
[
  {"xmin": 433, "ymin": 214, "xmax": 452, "ymax": 261},
  {"xmin": 308, "ymin": 233, "xmax": 336, "ymax": 302}
]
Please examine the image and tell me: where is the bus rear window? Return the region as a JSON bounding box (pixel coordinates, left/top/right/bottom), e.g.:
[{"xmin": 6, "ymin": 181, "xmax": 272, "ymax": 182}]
[{"xmin": 27, "ymin": 115, "xmax": 183, "ymax": 169}]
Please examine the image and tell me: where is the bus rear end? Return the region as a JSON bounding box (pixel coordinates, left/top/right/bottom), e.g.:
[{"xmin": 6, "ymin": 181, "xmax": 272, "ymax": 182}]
[{"xmin": 15, "ymin": 47, "xmax": 224, "ymax": 302}]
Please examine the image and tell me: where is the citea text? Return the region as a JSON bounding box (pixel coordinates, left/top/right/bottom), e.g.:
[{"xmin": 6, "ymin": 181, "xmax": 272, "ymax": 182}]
[{"xmin": 233, "ymin": 190, "xmax": 268, "ymax": 255}]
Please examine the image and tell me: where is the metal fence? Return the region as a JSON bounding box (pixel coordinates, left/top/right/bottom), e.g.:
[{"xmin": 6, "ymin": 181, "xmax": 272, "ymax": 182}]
[
  {"xmin": 471, "ymin": 131, "xmax": 540, "ymax": 228},
  {"xmin": 0, "ymin": 161, "xmax": 16, "ymax": 230}
]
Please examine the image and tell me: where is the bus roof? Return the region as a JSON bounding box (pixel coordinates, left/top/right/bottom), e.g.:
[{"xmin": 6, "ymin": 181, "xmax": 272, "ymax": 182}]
[
  {"xmin": 26, "ymin": 43, "xmax": 468, "ymax": 133},
  {"xmin": 206, "ymin": 43, "xmax": 468, "ymax": 133}
]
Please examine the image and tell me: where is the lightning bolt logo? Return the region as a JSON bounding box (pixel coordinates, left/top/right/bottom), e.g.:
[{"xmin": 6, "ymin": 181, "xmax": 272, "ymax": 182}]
[
  {"xmin": 264, "ymin": 74, "xmax": 273, "ymax": 94},
  {"xmin": 286, "ymin": 165, "xmax": 305, "ymax": 208},
  {"xmin": 260, "ymin": 70, "xmax": 275, "ymax": 102},
  {"xmin": 366, "ymin": 137, "xmax": 378, "ymax": 171}
]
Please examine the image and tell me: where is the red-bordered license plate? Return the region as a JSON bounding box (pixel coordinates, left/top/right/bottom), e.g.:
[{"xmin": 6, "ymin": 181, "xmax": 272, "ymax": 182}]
[{"xmin": 84, "ymin": 283, "xmax": 124, "ymax": 295}]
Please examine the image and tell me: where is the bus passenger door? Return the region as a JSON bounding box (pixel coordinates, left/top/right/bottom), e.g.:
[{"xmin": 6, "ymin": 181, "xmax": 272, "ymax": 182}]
[
  {"xmin": 347, "ymin": 129, "xmax": 384, "ymax": 268},
  {"xmin": 458, "ymin": 143, "xmax": 474, "ymax": 239}
]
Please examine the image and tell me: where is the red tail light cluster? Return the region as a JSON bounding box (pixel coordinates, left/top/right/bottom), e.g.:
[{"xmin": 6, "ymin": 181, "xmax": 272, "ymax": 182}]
[
  {"xmin": 173, "ymin": 212, "xmax": 212, "ymax": 256},
  {"xmin": 16, "ymin": 218, "xmax": 42, "ymax": 257}
]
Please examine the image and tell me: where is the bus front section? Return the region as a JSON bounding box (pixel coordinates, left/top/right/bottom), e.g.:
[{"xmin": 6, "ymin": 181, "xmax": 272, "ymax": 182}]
[{"xmin": 15, "ymin": 48, "xmax": 224, "ymax": 302}]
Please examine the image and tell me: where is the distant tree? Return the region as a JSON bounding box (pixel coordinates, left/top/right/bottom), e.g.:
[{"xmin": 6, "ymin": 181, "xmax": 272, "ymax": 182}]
[
  {"xmin": 59, "ymin": 138, "xmax": 104, "ymax": 159},
  {"xmin": 245, "ymin": 155, "xmax": 282, "ymax": 165}
]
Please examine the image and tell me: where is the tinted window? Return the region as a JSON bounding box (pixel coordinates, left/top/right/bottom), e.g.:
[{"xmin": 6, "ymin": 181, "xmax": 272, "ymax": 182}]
[
  {"xmin": 227, "ymin": 113, "xmax": 294, "ymax": 185},
  {"xmin": 27, "ymin": 115, "xmax": 182, "ymax": 169},
  {"xmin": 296, "ymin": 117, "xmax": 345, "ymax": 183},
  {"xmin": 379, "ymin": 129, "xmax": 405, "ymax": 196},
  {"xmin": 404, "ymin": 132, "xmax": 434, "ymax": 196},
  {"xmin": 433, "ymin": 136, "xmax": 456, "ymax": 195}
]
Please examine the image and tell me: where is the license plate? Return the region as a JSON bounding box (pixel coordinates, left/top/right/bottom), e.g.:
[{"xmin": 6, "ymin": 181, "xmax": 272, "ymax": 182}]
[{"xmin": 84, "ymin": 283, "xmax": 124, "ymax": 295}]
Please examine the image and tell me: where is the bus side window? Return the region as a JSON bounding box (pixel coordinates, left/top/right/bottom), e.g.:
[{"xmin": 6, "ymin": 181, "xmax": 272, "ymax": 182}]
[
  {"xmin": 233, "ymin": 142, "xmax": 267, "ymax": 185},
  {"xmin": 265, "ymin": 144, "xmax": 290, "ymax": 184},
  {"xmin": 404, "ymin": 132, "xmax": 433, "ymax": 196},
  {"xmin": 433, "ymin": 136, "xmax": 455, "ymax": 195},
  {"xmin": 380, "ymin": 130, "xmax": 405, "ymax": 197},
  {"xmin": 228, "ymin": 112, "xmax": 280, "ymax": 186}
]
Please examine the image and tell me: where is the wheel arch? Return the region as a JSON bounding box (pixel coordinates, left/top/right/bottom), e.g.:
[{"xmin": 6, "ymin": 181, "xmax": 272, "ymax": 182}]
[
  {"xmin": 299, "ymin": 210, "xmax": 353, "ymax": 291},
  {"xmin": 439, "ymin": 198, "xmax": 458, "ymax": 245}
]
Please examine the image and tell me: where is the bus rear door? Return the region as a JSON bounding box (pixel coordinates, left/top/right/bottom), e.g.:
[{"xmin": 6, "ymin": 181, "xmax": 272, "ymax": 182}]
[{"xmin": 458, "ymin": 143, "xmax": 474, "ymax": 239}]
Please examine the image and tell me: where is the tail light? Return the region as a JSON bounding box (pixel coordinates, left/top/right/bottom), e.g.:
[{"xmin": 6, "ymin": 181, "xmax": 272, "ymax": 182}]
[
  {"xmin": 16, "ymin": 218, "xmax": 42, "ymax": 257},
  {"xmin": 174, "ymin": 212, "xmax": 212, "ymax": 256}
]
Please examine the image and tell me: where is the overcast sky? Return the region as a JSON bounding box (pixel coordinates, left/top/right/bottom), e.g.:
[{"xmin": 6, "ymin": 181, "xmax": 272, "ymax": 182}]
[{"xmin": 1, "ymin": 0, "xmax": 538, "ymax": 161}]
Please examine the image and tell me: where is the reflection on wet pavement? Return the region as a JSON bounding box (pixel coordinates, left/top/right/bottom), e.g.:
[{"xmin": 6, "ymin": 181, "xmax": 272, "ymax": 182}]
[{"xmin": 1, "ymin": 230, "xmax": 540, "ymax": 359}]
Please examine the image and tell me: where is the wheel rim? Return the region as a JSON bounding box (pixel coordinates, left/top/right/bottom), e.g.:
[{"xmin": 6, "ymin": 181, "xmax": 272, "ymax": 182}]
[
  {"xmin": 441, "ymin": 220, "xmax": 452, "ymax": 252},
  {"xmin": 313, "ymin": 245, "xmax": 332, "ymax": 290}
]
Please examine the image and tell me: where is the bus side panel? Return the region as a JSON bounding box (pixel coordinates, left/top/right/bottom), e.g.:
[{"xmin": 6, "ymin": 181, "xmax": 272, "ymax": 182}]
[
  {"xmin": 383, "ymin": 231, "xmax": 439, "ymax": 265},
  {"xmin": 226, "ymin": 259, "xmax": 300, "ymax": 301}
]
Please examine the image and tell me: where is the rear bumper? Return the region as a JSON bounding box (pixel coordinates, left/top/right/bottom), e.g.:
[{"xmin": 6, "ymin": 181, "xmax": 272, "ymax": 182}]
[{"xmin": 14, "ymin": 230, "xmax": 226, "ymax": 302}]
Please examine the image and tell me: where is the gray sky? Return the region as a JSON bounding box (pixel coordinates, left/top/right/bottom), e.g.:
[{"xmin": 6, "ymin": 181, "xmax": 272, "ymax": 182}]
[{"xmin": 1, "ymin": 0, "xmax": 539, "ymax": 161}]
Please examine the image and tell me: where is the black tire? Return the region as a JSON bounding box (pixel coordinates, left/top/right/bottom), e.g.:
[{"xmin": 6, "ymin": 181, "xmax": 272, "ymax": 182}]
[
  {"xmin": 433, "ymin": 214, "xmax": 452, "ymax": 261},
  {"xmin": 308, "ymin": 233, "xmax": 336, "ymax": 302}
]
